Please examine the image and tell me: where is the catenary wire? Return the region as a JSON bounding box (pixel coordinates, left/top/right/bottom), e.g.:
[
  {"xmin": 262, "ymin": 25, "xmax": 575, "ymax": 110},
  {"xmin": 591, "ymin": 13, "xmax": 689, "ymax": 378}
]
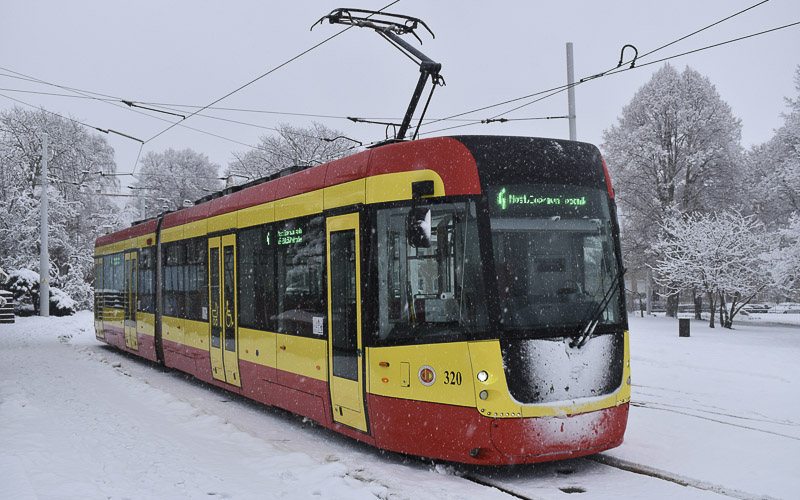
[
  {"xmin": 485, "ymin": 19, "xmax": 800, "ymax": 122},
  {"xmin": 418, "ymin": 0, "xmax": 776, "ymax": 132},
  {"xmin": 0, "ymin": 90, "xmax": 353, "ymax": 177},
  {"xmin": 0, "ymin": 91, "xmax": 123, "ymax": 136},
  {"xmin": 141, "ymin": 0, "xmax": 401, "ymax": 149},
  {"xmin": 419, "ymin": 18, "xmax": 800, "ymax": 137}
]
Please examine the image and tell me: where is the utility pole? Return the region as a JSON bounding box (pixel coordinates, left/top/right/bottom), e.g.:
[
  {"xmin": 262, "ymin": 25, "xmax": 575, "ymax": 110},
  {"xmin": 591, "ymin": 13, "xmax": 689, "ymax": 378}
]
[
  {"xmin": 39, "ymin": 133, "xmax": 50, "ymax": 317},
  {"xmin": 566, "ymin": 42, "xmax": 577, "ymax": 141}
]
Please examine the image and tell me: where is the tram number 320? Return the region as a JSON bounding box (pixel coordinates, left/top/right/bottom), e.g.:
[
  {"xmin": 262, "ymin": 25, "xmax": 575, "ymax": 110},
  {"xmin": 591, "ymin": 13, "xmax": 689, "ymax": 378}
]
[{"xmin": 444, "ymin": 371, "xmax": 462, "ymax": 386}]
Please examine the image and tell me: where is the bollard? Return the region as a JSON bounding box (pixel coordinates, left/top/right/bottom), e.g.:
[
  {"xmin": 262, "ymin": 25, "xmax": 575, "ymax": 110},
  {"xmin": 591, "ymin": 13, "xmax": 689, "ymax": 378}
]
[{"xmin": 679, "ymin": 318, "xmax": 690, "ymax": 337}]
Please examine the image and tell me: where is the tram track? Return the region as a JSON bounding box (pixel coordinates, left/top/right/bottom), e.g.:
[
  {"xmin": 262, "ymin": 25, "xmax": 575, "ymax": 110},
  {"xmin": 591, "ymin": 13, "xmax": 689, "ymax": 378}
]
[
  {"xmin": 460, "ymin": 453, "xmax": 779, "ymax": 500},
  {"xmin": 461, "ymin": 473, "xmax": 544, "ymax": 500},
  {"xmin": 586, "ymin": 454, "xmax": 780, "ymax": 500},
  {"xmin": 630, "ymin": 400, "xmax": 800, "ymax": 441},
  {"xmin": 633, "ymin": 395, "xmax": 800, "ymax": 428},
  {"xmin": 633, "ymin": 386, "xmax": 800, "ymax": 428}
]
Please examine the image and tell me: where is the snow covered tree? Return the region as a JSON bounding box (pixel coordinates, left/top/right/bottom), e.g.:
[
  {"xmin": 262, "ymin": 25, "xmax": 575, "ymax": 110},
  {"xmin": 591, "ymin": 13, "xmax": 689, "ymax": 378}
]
[
  {"xmin": 129, "ymin": 148, "xmax": 222, "ymax": 218},
  {"xmin": 225, "ymin": 122, "xmax": 358, "ymax": 184},
  {"xmin": 0, "ymin": 106, "xmax": 120, "ymax": 310},
  {"xmin": 602, "ymin": 64, "xmax": 743, "ymax": 316},
  {"xmin": 651, "ymin": 211, "xmax": 773, "ymax": 328},
  {"xmin": 746, "ymin": 66, "xmax": 800, "ymax": 226},
  {"xmin": 764, "ymin": 213, "xmax": 800, "ymax": 299}
]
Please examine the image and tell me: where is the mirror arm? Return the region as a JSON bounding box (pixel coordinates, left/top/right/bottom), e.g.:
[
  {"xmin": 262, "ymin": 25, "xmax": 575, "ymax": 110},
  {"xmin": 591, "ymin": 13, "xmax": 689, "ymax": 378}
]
[{"xmin": 410, "ymin": 180, "xmax": 434, "ymax": 209}]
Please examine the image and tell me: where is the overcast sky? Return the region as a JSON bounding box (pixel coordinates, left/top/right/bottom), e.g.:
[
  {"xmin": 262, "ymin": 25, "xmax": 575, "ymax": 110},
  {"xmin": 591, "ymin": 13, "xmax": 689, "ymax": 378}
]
[{"xmin": 2, "ymin": 0, "xmax": 798, "ymax": 184}]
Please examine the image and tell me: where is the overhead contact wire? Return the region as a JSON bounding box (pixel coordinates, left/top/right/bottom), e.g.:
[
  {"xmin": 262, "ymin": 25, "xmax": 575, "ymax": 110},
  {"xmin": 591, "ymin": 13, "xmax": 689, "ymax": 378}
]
[
  {"xmin": 143, "ymin": 0, "xmax": 401, "ymax": 148},
  {"xmin": 419, "ymin": 0, "xmax": 778, "ymax": 132}
]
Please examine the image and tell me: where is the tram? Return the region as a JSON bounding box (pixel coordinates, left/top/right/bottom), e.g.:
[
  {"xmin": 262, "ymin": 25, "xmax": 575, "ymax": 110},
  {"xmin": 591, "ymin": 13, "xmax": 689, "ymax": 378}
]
[{"xmin": 94, "ymin": 135, "xmax": 630, "ymax": 465}]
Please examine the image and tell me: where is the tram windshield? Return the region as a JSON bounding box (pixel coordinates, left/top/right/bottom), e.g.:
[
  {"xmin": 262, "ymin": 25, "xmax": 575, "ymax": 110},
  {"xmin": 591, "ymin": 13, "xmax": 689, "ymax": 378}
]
[{"xmin": 488, "ymin": 184, "xmax": 622, "ymax": 332}]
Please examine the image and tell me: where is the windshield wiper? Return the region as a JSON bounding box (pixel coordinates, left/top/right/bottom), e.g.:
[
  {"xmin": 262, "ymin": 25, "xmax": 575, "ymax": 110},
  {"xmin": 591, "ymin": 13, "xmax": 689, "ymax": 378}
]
[{"xmin": 570, "ymin": 266, "xmax": 626, "ymax": 349}]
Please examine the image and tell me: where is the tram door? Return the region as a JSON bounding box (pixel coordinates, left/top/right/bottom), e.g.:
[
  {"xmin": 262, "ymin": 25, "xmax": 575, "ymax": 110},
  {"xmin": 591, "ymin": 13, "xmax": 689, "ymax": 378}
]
[
  {"xmin": 326, "ymin": 213, "xmax": 367, "ymax": 432},
  {"xmin": 208, "ymin": 234, "xmax": 241, "ymax": 387},
  {"xmin": 123, "ymin": 251, "xmax": 139, "ymax": 350}
]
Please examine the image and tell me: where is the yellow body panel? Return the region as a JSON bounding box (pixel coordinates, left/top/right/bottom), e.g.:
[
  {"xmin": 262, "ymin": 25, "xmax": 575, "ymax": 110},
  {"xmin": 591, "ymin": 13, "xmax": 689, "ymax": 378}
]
[
  {"xmin": 95, "ymin": 232, "xmax": 156, "ymax": 257},
  {"xmin": 239, "ymin": 327, "xmax": 277, "ymax": 367},
  {"xmin": 136, "ymin": 312, "xmax": 156, "ymax": 338},
  {"xmin": 184, "ymin": 318, "xmax": 210, "ymax": 352},
  {"xmin": 182, "ymin": 219, "xmax": 208, "ymax": 240},
  {"xmin": 95, "ymin": 238, "xmax": 136, "ymax": 256},
  {"xmin": 238, "ymin": 202, "xmax": 275, "ymax": 229},
  {"xmin": 367, "ymin": 342, "xmax": 477, "ymax": 407},
  {"xmin": 368, "ymin": 333, "xmax": 631, "ymax": 419},
  {"xmin": 162, "ymin": 315, "xmax": 185, "ymax": 347},
  {"xmin": 102, "ymin": 308, "xmax": 124, "ymax": 331},
  {"xmin": 276, "ymin": 334, "xmax": 328, "ymax": 381},
  {"xmin": 160, "ymin": 225, "xmax": 183, "ymax": 244},
  {"xmin": 135, "ymin": 233, "xmax": 156, "ymax": 250},
  {"xmin": 275, "ymin": 191, "xmax": 324, "ymax": 221},
  {"xmin": 324, "ymin": 180, "xmax": 366, "ymax": 210},
  {"xmin": 365, "ymin": 171, "xmax": 445, "ymax": 204},
  {"xmin": 208, "ymin": 212, "xmax": 237, "ymax": 235}
]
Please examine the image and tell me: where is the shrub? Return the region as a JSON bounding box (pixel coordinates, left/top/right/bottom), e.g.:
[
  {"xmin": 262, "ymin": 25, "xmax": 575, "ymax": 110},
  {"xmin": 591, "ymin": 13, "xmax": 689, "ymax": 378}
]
[{"xmin": 3, "ymin": 269, "xmax": 76, "ymax": 316}]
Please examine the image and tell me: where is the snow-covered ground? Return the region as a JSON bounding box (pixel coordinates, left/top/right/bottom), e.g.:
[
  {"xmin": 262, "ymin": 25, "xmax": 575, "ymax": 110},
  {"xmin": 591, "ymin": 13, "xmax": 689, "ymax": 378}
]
[{"xmin": 1, "ymin": 312, "xmax": 798, "ymax": 499}]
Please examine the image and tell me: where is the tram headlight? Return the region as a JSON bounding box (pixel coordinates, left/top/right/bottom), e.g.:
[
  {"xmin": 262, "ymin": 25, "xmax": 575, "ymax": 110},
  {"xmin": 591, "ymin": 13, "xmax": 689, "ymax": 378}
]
[
  {"xmin": 477, "ymin": 371, "xmax": 489, "ymax": 382},
  {"xmin": 479, "ymin": 390, "xmax": 489, "ymax": 400}
]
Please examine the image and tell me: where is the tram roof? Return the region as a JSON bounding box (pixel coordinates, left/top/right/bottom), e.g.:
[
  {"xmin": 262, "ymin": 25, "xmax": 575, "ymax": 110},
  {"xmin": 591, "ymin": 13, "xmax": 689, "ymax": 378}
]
[{"xmin": 96, "ymin": 135, "xmax": 605, "ymax": 249}]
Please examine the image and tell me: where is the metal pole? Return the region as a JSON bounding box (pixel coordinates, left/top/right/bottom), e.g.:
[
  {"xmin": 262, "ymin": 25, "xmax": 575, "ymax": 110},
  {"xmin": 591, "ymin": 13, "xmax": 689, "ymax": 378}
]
[
  {"xmin": 566, "ymin": 43, "xmax": 577, "ymax": 141},
  {"xmin": 39, "ymin": 133, "xmax": 50, "ymax": 317}
]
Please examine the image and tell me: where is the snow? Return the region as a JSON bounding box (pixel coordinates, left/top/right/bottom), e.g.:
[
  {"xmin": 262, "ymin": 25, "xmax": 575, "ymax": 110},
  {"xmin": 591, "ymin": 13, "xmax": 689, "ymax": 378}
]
[
  {"xmin": 1, "ymin": 312, "xmax": 799, "ymax": 499},
  {"xmin": 515, "ymin": 334, "xmax": 619, "ymax": 404},
  {"xmin": 49, "ymin": 286, "xmax": 77, "ymax": 311},
  {"xmin": 609, "ymin": 314, "xmax": 800, "ymax": 499}
]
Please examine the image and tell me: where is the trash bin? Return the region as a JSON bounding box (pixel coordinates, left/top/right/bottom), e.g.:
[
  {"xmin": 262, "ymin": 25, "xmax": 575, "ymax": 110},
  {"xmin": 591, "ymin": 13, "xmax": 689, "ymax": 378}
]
[
  {"xmin": 679, "ymin": 318, "xmax": 690, "ymax": 337},
  {"xmin": 0, "ymin": 290, "xmax": 14, "ymax": 324}
]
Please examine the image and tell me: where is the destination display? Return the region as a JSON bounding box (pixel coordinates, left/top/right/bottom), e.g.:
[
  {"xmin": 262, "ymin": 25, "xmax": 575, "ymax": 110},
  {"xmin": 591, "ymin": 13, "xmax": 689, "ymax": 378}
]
[
  {"xmin": 277, "ymin": 227, "xmax": 303, "ymax": 246},
  {"xmin": 489, "ymin": 184, "xmax": 607, "ymax": 218}
]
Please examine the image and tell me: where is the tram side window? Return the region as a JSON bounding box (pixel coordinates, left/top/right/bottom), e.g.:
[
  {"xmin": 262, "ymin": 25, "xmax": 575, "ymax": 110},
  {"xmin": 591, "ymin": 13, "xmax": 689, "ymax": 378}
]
[
  {"xmin": 163, "ymin": 242, "xmax": 186, "ymax": 318},
  {"xmin": 103, "ymin": 253, "xmax": 124, "ymax": 309},
  {"xmin": 376, "ymin": 201, "xmax": 488, "ymax": 343},
  {"xmin": 238, "ymin": 226, "xmax": 275, "ymax": 331},
  {"xmin": 137, "ymin": 247, "xmax": 155, "ymax": 314},
  {"xmin": 275, "ymin": 216, "xmax": 326, "ymax": 337},
  {"xmin": 185, "ymin": 238, "xmax": 208, "ymax": 321}
]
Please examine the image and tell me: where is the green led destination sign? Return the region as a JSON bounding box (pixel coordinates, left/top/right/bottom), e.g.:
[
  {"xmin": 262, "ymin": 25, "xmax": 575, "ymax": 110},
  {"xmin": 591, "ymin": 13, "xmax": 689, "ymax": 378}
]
[
  {"xmin": 495, "ymin": 187, "xmax": 586, "ymax": 211},
  {"xmin": 277, "ymin": 227, "xmax": 303, "ymax": 245}
]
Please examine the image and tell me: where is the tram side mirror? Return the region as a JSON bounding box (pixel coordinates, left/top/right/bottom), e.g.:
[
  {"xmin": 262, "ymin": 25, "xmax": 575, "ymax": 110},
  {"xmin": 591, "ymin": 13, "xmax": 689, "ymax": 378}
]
[{"xmin": 407, "ymin": 207, "xmax": 432, "ymax": 248}]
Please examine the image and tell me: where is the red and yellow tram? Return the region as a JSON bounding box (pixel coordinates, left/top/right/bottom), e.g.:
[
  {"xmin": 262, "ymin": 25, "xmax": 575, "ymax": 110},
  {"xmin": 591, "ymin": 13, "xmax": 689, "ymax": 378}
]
[{"xmin": 94, "ymin": 135, "xmax": 630, "ymax": 465}]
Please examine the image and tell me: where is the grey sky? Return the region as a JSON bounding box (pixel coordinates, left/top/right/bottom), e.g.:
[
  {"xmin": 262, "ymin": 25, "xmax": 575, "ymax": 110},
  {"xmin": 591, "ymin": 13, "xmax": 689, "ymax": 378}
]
[{"xmin": 2, "ymin": 0, "xmax": 798, "ymax": 183}]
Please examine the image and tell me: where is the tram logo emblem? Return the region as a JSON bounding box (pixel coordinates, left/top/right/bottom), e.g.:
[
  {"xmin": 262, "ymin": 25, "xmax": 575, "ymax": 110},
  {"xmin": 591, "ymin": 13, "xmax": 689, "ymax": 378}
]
[{"xmin": 418, "ymin": 365, "xmax": 436, "ymax": 386}]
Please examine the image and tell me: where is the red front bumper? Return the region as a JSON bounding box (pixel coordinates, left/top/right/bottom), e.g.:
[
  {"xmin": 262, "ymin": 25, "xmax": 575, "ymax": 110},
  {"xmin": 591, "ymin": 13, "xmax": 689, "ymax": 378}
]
[{"xmin": 368, "ymin": 394, "xmax": 628, "ymax": 465}]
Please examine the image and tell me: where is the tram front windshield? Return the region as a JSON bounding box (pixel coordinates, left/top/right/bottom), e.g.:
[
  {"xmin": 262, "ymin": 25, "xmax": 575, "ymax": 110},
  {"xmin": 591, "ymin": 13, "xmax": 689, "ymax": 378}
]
[
  {"xmin": 488, "ymin": 184, "xmax": 622, "ymax": 333},
  {"xmin": 374, "ymin": 185, "xmax": 622, "ymax": 343}
]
